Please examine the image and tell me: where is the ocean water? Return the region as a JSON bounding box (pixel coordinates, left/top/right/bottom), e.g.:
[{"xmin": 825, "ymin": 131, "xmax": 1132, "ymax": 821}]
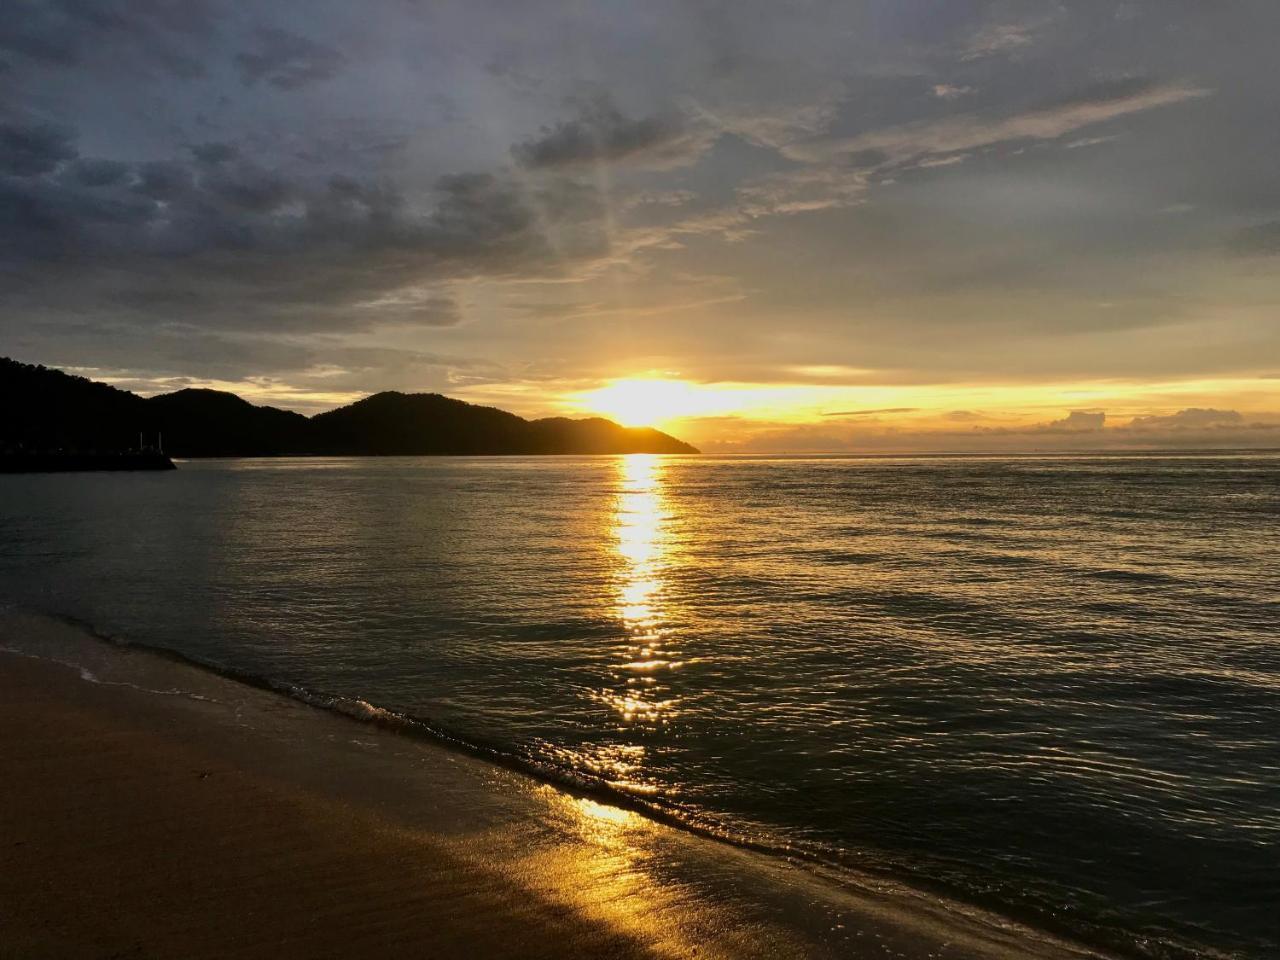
[{"xmin": 1, "ymin": 454, "xmax": 1276, "ymax": 959}]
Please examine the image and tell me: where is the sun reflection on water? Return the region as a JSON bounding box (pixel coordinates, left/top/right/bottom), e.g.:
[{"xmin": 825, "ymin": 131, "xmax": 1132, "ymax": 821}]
[{"xmin": 598, "ymin": 454, "xmax": 682, "ymax": 728}]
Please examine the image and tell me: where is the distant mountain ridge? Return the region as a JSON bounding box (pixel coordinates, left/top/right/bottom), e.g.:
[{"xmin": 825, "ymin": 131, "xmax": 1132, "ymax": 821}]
[{"xmin": 0, "ymin": 358, "xmax": 699, "ymax": 457}]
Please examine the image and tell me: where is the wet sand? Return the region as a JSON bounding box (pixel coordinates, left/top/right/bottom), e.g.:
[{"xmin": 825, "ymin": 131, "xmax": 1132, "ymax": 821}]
[
  {"xmin": 0, "ymin": 613, "xmax": 1108, "ymax": 960},
  {"xmin": 0, "ymin": 655, "xmax": 679, "ymax": 959}
]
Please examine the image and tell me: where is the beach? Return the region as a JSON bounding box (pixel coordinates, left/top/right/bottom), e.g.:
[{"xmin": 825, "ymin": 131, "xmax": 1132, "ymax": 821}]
[{"xmin": 0, "ymin": 611, "xmax": 1104, "ymax": 960}]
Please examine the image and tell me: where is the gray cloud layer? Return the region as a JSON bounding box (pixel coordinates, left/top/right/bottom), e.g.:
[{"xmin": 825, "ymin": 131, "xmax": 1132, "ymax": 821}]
[
  {"xmin": 514, "ymin": 98, "xmax": 714, "ymax": 170},
  {"xmin": 235, "ymin": 27, "xmax": 345, "ymax": 90}
]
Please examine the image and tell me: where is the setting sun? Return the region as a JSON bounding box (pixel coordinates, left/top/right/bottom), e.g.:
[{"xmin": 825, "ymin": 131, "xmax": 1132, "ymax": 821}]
[
  {"xmin": 570, "ymin": 378, "xmax": 821, "ymax": 428},
  {"xmin": 572, "ymin": 379, "xmax": 730, "ymax": 427}
]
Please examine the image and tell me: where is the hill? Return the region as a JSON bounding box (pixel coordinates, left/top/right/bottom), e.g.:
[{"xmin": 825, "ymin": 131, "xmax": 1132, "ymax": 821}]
[
  {"xmin": 146, "ymin": 389, "xmax": 312, "ymax": 457},
  {"xmin": 0, "ymin": 358, "xmax": 699, "ymax": 457}
]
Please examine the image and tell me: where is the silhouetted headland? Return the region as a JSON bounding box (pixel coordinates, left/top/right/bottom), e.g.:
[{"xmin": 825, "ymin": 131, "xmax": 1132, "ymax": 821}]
[{"xmin": 0, "ymin": 358, "xmax": 699, "ymax": 459}]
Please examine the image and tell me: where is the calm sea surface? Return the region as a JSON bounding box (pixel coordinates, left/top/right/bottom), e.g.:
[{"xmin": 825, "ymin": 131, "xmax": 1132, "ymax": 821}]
[{"xmin": 1, "ymin": 454, "xmax": 1277, "ymax": 959}]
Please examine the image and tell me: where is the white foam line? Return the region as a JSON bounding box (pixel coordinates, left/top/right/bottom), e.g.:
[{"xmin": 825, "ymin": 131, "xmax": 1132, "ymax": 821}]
[{"xmin": 0, "ymin": 644, "xmax": 222, "ymax": 704}]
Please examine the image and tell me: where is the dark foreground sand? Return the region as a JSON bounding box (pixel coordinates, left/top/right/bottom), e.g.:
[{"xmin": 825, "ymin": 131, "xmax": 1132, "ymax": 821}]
[
  {"xmin": 1, "ymin": 655, "xmax": 667, "ymax": 960},
  {"xmin": 0, "ymin": 615, "xmax": 1108, "ymax": 960}
]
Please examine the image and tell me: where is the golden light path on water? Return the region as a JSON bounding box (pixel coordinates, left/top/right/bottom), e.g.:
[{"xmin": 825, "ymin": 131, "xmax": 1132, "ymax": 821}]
[
  {"xmin": 489, "ymin": 456, "xmax": 791, "ymax": 959},
  {"xmin": 605, "ymin": 454, "xmax": 681, "ymax": 728}
]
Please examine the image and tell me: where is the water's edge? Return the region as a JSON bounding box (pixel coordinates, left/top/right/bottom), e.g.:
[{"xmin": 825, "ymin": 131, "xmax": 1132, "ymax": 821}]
[{"xmin": 0, "ymin": 601, "xmax": 1125, "ymax": 960}]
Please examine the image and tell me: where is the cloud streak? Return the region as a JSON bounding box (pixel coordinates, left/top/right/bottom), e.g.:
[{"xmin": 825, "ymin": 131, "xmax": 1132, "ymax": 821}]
[{"xmin": 784, "ymin": 80, "xmax": 1210, "ymax": 167}]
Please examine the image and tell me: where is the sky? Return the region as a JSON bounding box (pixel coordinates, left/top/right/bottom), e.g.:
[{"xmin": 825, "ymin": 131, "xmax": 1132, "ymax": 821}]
[{"xmin": 2, "ymin": 0, "xmax": 1278, "ymax": 452}]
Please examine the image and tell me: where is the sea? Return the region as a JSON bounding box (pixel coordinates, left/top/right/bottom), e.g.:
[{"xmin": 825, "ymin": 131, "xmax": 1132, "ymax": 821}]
[{"xmin": 1, "ymin": 453, "xmax": 1276, "ymax": 959}]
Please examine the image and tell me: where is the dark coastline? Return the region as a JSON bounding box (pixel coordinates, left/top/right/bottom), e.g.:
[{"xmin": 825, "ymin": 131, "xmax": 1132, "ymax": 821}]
[{"xmin": 1, "ymin": 357, "xmax": 699, "ymax": 457}]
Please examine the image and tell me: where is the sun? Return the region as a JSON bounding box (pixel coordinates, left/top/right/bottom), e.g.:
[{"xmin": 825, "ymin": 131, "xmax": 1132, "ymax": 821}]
[
  {"xmin": 570, "ymin": 377, "xmax": 833, "ymax": 428},
  {"xmin": 573, "ymin": 379, "xmax": 729, "ymax": 427}
]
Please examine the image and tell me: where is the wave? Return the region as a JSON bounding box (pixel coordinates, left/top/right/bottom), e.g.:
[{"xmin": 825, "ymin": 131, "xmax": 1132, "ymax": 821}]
[{"xmin": 3, "ymin": 604, "xmax": 1239, "ymax": 960}]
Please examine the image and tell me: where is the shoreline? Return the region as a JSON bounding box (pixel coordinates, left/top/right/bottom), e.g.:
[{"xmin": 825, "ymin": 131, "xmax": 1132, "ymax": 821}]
[
  {"xmin": 0, "ymin": 610, "xmax": 1110, "ymax": 960},
  {"xmin": 32, "ymin": 611, "xmax": 945, "ymax": 890}
]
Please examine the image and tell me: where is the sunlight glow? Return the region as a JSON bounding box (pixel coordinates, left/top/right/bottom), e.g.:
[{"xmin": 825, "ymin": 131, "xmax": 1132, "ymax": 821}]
[
  {"xmin": 571, "ymin": 378, "xmax": 812, "ymax": 428},
  {"xmin": 574, "ymin": 379, "xmax": 729, "ymax": 427},
  {"xmin": 558, "ymin": 374, "xmax": 1280, "ymax": 450}
]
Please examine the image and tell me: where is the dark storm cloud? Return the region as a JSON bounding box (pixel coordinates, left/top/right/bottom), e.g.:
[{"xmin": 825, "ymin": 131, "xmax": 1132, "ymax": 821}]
[
  {"xmin": 235, "ymin": 27, "xmax": 346, "ymax": 90},
  {"xmin": 514, "ymin": 99, "xmax": 715, "ymax": 171},
  {"xmin": 0, "ymin": 122, "xmax": 77, "ymax": 176}
]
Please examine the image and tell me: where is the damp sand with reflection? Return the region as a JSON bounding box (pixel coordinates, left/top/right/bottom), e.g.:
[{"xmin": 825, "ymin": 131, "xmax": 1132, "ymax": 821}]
[{"xmin": 0, "ymin": 611, "xmax": 1106, "ymax": 960}]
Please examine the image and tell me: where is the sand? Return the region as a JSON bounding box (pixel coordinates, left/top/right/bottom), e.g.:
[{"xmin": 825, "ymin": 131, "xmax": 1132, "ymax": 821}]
[
  {"xmin": 0, "ymin": 655, "xmax": 664, "ymax": 959},
  {"xmin": 0, "ymin": 615, "xmax": 1108, "ymax": 960}
]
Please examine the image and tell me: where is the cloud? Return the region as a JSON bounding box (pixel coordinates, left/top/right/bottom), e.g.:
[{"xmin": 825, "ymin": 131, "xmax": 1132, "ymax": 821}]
[
  {"xmin": 66, "ymin": 157, "xmax": 130, "ymax": 186},
  {"xmin": 19, "ymin": 321, "xmax": 497, "ymax": 402},
  {"xmin": 1127, "ymin": 408, "xmax": 1243, "ymax": 430},
  {"xmin": 513, "ymin": 99, "xmax": 715, "ymax": 171},
  {"xmin": 712, "ymin": 77, "xmax": 1212, "ymax": 233},
  {"xmin": 932, "ymin": 84, "xmax": 975, "ymax": 100},
  {"xmin": 1042, "ymin": 410, "xmax": 1106, "ymax": 432},
  {"xmin": 823, "ymin": 407, "xmax": 918, "ymax": 417},
  {"xmin": 733, "ymin": 163, "xmax": 872, "ymax": 218},
  {"xmin": 1064, "ymin": 135, "xmax": 1118, "ymax": 150},
  {"xmin": 0, "ymin": 0, "xmax": 214, "ymax": 76},
  {"xmin": 2, "ymin": 0, "xmax": 1279, "ymax": 414},
  {"xmin": 353, "ymin": 293, "xmax": 462, "ymax": 328},
  {"xmin": 189, "ymin": 141, "xmax": 240, "ymax": 164},
  {"xmin": 1228, "ymin": 221, "xmax": 1280, "ymax": 257},
  {"xmin": 133, "ymin": 160, "xmax": 195, "ymax": 201},
  {"xmin": 0, "ymin": 122, "xmax": 615, "ymax": 337},
  {"xmin": 784, "ymin": 80, "xmax": 1210, "ymax": 167},
  {"xmin": 202, "ymin": 162, "xmax": 296, "ymax": 212},
  {"xmin": 702, "ymin": 408, "xmax": 1280, "ymax": 454},
  {"xmin": 961, "ymin": 22, "xmax": 1038, "ymax": 61},
  {"xmin": 0, "ymin": 122, "xmax": 77, "ymax": 176},
  {"xmin": 235, "ymin": 27, "xmax": 345, "ymax": 90}
]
